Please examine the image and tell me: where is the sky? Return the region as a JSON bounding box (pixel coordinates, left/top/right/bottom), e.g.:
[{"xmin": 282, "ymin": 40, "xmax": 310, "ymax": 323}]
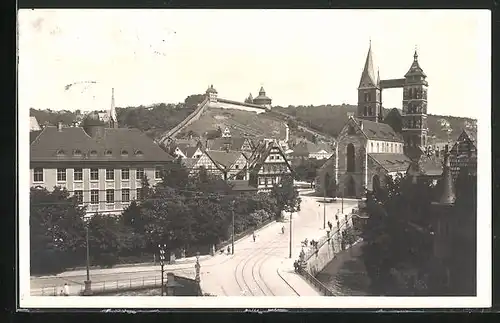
[{"xmin": 18, "ymin": 9, "xmax": 490, "ymax": 118}]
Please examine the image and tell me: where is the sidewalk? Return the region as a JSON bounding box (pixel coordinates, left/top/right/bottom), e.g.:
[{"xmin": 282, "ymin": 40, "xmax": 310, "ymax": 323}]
[{"xmin": 274, "ymin": 207, "xmax": 329, "ymax": 296}]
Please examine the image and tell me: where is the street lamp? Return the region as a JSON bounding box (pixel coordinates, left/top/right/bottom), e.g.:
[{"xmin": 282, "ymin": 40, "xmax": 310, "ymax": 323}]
[
  {"xmin": 82, "ymin": 215, "xmax": 92, "ymax": 296},
  {"xmin": 158, "ymin": 244, "xmax": 166, "ymax": 296}
]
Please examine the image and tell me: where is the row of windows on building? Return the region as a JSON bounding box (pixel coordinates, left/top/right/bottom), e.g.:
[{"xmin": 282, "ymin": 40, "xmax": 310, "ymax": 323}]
[
  {"xmin": 369, "ymin": 141, "xmax": 403, "ymax": 154},
  {"xmin": 56, "ymin": 149, "xmax": 144, "ymax": 157},
  {"xmin": 32, "ymin": 167, "xmax": 163, "ymax": 183},
  {"xmin": 72, "ymin": 188, "xmax": 146, "ymax": 205}
]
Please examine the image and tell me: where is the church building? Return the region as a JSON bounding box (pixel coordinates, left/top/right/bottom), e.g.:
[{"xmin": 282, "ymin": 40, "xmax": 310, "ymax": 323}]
[{"xmin": 317, "ymin": 43, "xmax": 441, "ymax": 198}]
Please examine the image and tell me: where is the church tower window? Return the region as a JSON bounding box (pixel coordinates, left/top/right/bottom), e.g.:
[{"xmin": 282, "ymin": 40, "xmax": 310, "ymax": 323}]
[{"xmin": 346, "ymin": 144, "xmax": 355, "ymax": 172}]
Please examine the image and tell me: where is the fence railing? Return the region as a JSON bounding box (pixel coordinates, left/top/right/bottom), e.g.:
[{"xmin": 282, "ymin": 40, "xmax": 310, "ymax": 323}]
[
  {"xmin": 298, "ymin": 267, "xmax": 336, "ymax": 296},
  {"xmin": 32, "ymin": 268, "xmax": 196, "ymax": 296},
  {"xmin": 302, "ymin": 214, "xmax": 353, "ymax": 263}
]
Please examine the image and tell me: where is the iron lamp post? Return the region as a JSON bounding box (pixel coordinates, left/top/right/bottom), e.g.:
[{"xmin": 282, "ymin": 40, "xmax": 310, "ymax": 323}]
[{"xmin": 158, "ymin": 244, "xmax": 166, "ymax": 296}]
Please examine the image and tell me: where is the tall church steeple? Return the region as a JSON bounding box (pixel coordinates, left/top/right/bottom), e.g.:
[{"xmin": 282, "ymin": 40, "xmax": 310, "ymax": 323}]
[
  {"xmin": 109, "ymin": 88, "xmax": 118, "ymax": 129},
  {"xmin": 357, "ymin": 41, "xmax": 382, "ymax": 122}
]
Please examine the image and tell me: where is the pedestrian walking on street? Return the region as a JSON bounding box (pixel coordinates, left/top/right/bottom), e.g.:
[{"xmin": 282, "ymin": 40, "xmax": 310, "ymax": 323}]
[
  {"xmin": 227, "ymin": 245, "xmax": 231, "ymax": 254},
  {"xmin": 63, "ymin": 283, "xmax": 69, "ymax": 296},
  {"xmin": 252, "ymin": 231, "xmax": 256, "ymax": 242},
  {"xmin": 281, "ymin": 226, "xmax": 285, "ymax": 234}
]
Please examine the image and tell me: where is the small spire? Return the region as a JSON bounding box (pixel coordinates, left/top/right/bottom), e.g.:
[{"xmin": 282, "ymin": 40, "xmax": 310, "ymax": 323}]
[
  {"xmin": 377, "ymin": 67, "xmax": 380, "ymax": 85},
  {"xmin": 438, "ymin": 145, "xmax": 456, "ymax": 205},
  {"xmin": 414, "ymin": 45, "xmax": 418, "ymax": 61}
]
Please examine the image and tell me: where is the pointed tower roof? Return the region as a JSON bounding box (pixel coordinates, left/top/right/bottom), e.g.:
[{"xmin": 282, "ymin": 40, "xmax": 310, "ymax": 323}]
[
  {"xmin": 358, "ymin": 42, "xmax": 377, "ymax": 89},
  {"xmin": 259, "ymin": 86, "xmax": 266, "ymax": 95},
  {"xmin": 248, "ymin": 93, "xmax": 253, "ymax": 100},
  {"xmin": 405, "ymin": 49, "xmax": 427, "ymax": 78},
  {"xmin": 437, "ymin": 145, "xmax": 456, "ymax": 205},
  {"xmin": 377, "ymin": 67, "xmax": 381, "ymax": 86},
  {"xmin": 109, "ymin": 88, "xmax": 118, "ymax": 127}
]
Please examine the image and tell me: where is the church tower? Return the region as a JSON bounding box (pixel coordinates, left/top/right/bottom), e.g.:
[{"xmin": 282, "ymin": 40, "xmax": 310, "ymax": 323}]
[
  {"xmin": 357, "ymin": 42, "xmax": 382, "ymax": 122},
  {"xmin": 402, "ymin": 49, "xmax": 429, "ymax": 159},
  {"xmin": 109, "ymin": 88, "xmax": 118, "ymax": 129}
]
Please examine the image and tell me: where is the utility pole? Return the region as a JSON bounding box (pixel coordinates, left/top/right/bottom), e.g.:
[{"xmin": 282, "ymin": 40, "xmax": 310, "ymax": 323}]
[
  {"xmin": 158, "ymin": 244, "xmax": 166, "ymax": 296},
  {"xmin": 231, "ymin": 200, "xmax": 235, "ymax": 255},
  {"xmin": 83, "ymin": 216, "xmax": 92, "ymax": 296},
  {"xmin": 289, "ymin": 211, "xmax": 293, "ymax": 258}
]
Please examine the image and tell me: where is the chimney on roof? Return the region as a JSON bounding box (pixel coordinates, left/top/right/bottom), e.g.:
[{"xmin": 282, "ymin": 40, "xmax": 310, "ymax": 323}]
[{"xmin": 57, "ymin": 121, "xmax": 63, "ymax": 132}]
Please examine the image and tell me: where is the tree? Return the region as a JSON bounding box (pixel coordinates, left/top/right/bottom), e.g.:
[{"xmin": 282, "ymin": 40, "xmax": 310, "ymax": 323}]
[
  {"xmin": 158, "ymin": 158, "xmax": 190, "ymax": 190},
  {"xmin": 138, "ymin": 174, "xmax": 153, "ymax": 202},
  {"xmin": 87, "ymin": 213, "xmax": 135, "ymax": 268},
  {"xmin": 141, "ymin": 186, "xmax": 195, "ymax": 253},
  {"xmin": 122, "ymin": 201, "xmax": 145, "ymax": 234},
  {"xmin": 360, "ymin": 174, "xmax": 434, "ymax": 295},
  {"xmin": 184, "ymin": 94, "xmax": 206, "ymax": 109},
  {"xmin": 30, "ymin": 187, "xmax": 87, "ymax": 274},
  {"xmin": 269, "ymin": 174, "xmax": 302, "ymax": 220}
]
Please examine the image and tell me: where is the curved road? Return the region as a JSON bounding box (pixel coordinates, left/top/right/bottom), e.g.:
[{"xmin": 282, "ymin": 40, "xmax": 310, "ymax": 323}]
[{"xmin": 30, "ymin": 192, "xmax": 358, "ymax": 296}]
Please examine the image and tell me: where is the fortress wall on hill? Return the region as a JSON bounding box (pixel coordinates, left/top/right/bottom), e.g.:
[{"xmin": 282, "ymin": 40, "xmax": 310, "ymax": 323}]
[{"xmin": 211, "ymin": 99, "xmax": 266, "ymax": 114}]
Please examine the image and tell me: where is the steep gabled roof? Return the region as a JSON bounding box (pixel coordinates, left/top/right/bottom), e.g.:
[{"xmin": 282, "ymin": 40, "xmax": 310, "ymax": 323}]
[
  {"xmin": 249, "ymin": 139, "xmax": 292, "ymax": 173},
  {"xmin": 31, "ymin": 126, "xmax": 174, "ymax": 163},
  {"xmin": 368, "ymin": 153, "xmax": 412, "ymax": 172},
  {"xmin": 353, "ymin": 117, "xmax": 403, "ymax": 142},
  {"xmin": 184, "ymin": 146, "xmax": 200, "ymax": 158},
  {"xmin": 205, "ymin": 150, "xmax": 243, "ymax": 170}
]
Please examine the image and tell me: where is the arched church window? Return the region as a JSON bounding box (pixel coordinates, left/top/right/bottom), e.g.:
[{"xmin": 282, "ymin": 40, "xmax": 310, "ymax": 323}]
[
  {"xmin": 370, "ymin": 107, "xmax": 373, "ymax": 115},
  {"xmin": 346, "ymin": 144, "xmax": 355, "ymax": 172},
  {"xmin": 377, "ymin": 143, "xmax": 380, "ymax": 153},
  {"xmin": 370, "ymin": 142, "xmax": 373, "ymax": 152},
  {"xmin": 408, "ymin": 88, "xmax": 413, "ymax": 99},
  {"xmin": 364, "ymin": 106, "xmax": 368, "ymax": 116}
]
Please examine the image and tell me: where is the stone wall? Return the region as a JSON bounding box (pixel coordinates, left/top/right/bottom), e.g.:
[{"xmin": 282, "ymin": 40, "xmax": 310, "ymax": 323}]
[{"xmin": 303, "ymin": 214, "xmax": 354, "ymax": 277}]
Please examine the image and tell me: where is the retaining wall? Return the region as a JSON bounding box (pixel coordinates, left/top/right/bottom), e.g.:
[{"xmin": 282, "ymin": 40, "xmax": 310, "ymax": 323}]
[{"xmin": 296, "ymin": 213, "xmax": 355, "ymax": 295}]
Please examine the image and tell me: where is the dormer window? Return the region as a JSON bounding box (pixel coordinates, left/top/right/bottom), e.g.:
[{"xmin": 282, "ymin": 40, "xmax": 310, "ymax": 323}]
[
  {"xmin": 121, "ymin": 150, "xmax": 129, "ymax": 156},
  {"xmin": 105, "ymin": 150, "xmax": 112, "ymax": 157},
  {"xmin": 135, "ymin": 150, "xmax": 144, "ymax": 156},
  {"xmin": 89, "ymin": 150, "xmax": 98, "ymax": 157},
  {"xmin": 56, "ymin": 150, "xmax": 65, "ymax": 156},
  {"xmin": 73, "ymin": 149, "xmax": 82, "ymax": 156}
]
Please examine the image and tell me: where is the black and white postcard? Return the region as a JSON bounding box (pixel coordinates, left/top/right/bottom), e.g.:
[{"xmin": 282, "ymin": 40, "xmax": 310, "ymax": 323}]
[{"xmin": 18, "ymin": 9, "xmax": 491, "ymax": 309}]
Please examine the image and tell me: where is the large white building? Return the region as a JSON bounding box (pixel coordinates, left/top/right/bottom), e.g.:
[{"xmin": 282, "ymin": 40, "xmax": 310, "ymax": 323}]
[{"xmin": 30, "ymin": 95, "xmax": 174, "ymax": 215}]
